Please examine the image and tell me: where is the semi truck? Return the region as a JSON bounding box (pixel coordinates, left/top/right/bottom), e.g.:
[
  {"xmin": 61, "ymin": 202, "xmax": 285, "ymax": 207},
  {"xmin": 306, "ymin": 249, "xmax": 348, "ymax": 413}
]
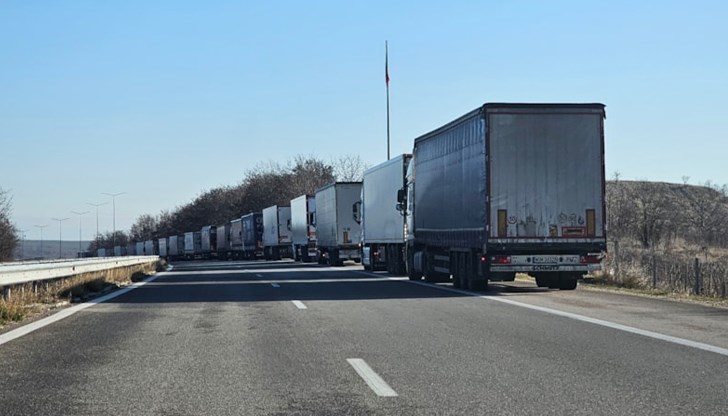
[
  {"xmin": 144, "ymin": 239, "xmax": 158, "ymax": 256},
  {"xmin": 359, "ymin": 154, "xmax": 411, "ymax": 274},
  {"xmin": 315, "ymin": 182, "xmax": 362, "ymax": 266},
  {"xmin": 168, "ymin": 235, "xmax": 184, "ymax": 260},
  {"xmin": 402, "ymin": 103, "xmax": 606, "ymax": 290},
  {"xmin": 290, "ymin": 194, "xmax": 317, "ymax": 262},
  {"xmin": 158, "ymin": 237, "xmax": 168, "ymax": 258},
  {"xmin": 230, "ymin": 218, "xmax": 244, "ymax": 259},
  {"xmin": 201, "ymin": 225, "xmax": 217, "ymax": 259},
  {"xmin": 216, "ymin": 223, "xmax": 231, "ymax": 259},
  {"xmin": 184, "ymin": 231, "xmax": 202, "ymax": 259},
  {"xmin": 242, "ymin": 212, "xmax": 264, "ymax": 259},
  {"xmin": 262, "ymin": 206, "xmax": 292, "ymax": 260}
]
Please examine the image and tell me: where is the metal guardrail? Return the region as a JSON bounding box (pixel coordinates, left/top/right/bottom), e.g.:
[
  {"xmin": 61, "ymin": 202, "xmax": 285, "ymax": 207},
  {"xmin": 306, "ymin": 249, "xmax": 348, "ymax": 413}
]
[{"xmin": 0, "ymin": 256, "xmax": 159, "ymax": 287}]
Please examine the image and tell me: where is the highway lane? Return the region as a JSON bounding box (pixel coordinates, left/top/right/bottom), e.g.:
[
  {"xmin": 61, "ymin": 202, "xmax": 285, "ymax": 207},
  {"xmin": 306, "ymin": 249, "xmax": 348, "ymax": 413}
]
[{"xmin": 0, "ymin": 260, "xmax": 726, "ymax": 415}]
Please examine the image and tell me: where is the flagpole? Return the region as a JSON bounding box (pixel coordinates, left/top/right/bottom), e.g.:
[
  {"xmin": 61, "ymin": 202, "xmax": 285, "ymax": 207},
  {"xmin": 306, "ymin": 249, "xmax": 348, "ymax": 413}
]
[{"xmin": 386, "ymin": 40, "xmax": 390, "ymax": 160}]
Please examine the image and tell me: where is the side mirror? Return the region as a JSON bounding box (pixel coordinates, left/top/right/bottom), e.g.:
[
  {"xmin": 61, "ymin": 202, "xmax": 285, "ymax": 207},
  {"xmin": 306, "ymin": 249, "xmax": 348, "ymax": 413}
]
[
  {"xmin": 309, "ymin": 212, "xmax": 316, "ymax": 226},
  {"xmin": 397, "ymin": 189, "xmax": 405, "ymax": 203}
]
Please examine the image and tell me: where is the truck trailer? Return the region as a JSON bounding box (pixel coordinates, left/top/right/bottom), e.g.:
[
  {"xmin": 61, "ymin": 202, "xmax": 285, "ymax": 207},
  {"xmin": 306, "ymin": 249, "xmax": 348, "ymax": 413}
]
[
  {"xmin": 158, "ymin": 237, "xmax": 168, "ymax": 258},
  {"xmin": 216, "ymin": 223, "xmax": 231, "ymax": 259},
  {"xmin": 144, "ymin": 239, "xmax": 158, "ymax": 256},
  {"xmin": 402, "ymin": 103, "xmax": 606, "ymax": 290},
  {"xmin": 290, "ymin": 194, "xmax": 317, "ymax": 262},
  {"xmin": 262, "ymin": 206, "xmax": 292, "ymax": 260},
  {"xmin": 184, "ymin": 231, "xmax": 202, "ymax": 259},
  {"xmin": 168, "ymin": 235, "xmax": 185, "ymax": 260},
  {"xmin": 242, "ymin": 212, "xmax": 264, "ymax": 259},
  {"xmin": 201, "ymin": 225, "xmax": 217, "ymax": 259},
  {"xmin": 360, "ymin": 154, "xmax": 411, "ymax": 274},
  {"xmin": 315, "ymin": 182, "xmax": 362, "ymax": 266}
]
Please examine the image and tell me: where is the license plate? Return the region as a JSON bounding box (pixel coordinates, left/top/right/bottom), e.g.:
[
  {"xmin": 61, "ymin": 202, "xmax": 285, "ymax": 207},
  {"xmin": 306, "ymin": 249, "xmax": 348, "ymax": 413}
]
[{"xmin": 532, "ymin": 256, "xmax": 559, "ymax": 264}]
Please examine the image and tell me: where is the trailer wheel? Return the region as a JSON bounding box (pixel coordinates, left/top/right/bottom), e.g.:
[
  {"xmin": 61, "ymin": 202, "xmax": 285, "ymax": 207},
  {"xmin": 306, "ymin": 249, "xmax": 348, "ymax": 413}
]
[
  {"xmin": 406, "ymin": 248, "xmax": 422, "ymax": 281},
  {"xmin": 452, "ymin": 253, "xmax": 463, "ymax": 289},
  {"xmin": 558, "ymin": 273, "xmax": 578, "ymax": 290}
]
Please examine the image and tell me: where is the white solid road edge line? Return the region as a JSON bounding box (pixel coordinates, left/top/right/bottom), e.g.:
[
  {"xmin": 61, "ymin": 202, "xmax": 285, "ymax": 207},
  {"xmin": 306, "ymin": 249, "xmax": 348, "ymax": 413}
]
[
  {"xmin": 392, "ymin": 274, "xmax": 728, "ymax": 358},
  {"xmin": 292, "ymin": 300, "xmax": 307, "ymax": 309},
  {"xmin": 347, "ymin": 358, "xmax": 398, "ymax": 397},
  {"xmin": 0, "ymin": 273, "xmax": 162, "ymax": 347}
]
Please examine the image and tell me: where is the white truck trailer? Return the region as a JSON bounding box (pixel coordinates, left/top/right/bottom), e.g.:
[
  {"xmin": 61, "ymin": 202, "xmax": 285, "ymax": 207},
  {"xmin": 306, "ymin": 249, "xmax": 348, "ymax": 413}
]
[
  {"xmin": 216, "ymin": 223, "xmax": 231, "ymax": 260},
  {"xmin": 158, "ymin": 237, "xmax": 168, "ymax": 258},
  {"xmin": 168, "ymin": 235, "xmax": 184, "ymax": 260},
  {"xmin": 184, "ymin": 231, "xmax": 202, "ymax": 259},
  {"xmin": 262, "ymin": 206, "xmax": 292, "ymax": 260},
  {"xmin": 315, "ymin": 182, "xmax": 362, "ymax": 266},
  {"xmin": 360, "ymin": 154, "xmax": 411, "ymax": 274},
  {"xmin": 201, "ymin": 225, "xmax": 217, "ymax": 259},
  {"xmin": 290, "ymin": 194, "xmax": 317, "ymax": 262},
  {"xmin": 403, "ymin": 103, "xmax": 606, "ymax": 290}
]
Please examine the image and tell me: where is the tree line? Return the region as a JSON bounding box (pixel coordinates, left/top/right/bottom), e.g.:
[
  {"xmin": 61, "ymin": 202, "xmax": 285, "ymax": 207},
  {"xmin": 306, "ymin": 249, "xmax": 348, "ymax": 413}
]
[
  {"xmin": 88, "ymin": 155, "xmax": 368, "ymax": 252},
  {"xmin": 607, "ymin": 175, "xmax": 728, "ymax": 250}
]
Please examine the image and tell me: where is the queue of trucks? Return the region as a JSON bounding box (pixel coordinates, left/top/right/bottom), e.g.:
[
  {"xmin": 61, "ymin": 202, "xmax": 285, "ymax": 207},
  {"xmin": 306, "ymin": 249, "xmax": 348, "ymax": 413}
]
[{"xmin": 98, "ymin": 102, "xmax": 606, "ymax": 290}]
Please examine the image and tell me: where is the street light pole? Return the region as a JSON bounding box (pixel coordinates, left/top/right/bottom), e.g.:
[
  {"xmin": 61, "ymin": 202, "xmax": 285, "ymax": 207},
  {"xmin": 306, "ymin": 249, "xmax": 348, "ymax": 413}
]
[
  {"xmin": 87, "ymin": 202, "xmax": 107, "ymax": 245},
  {"xmin": 35, "ymin": 224, "xmax": 48, "ymax": 259},
  {"xmin": 51, "ymin": 217, "xmax": 70, "ymax": 259},
  {"xmin": 102, "ymin": 192, "xmax": 125, "ymax": 249},
  {"xmin": 71, "ymin": 210, "xmax": 89, "ymax": 256},
  {"xmin": 19, "ymin": 229, "xmax": 28, "ymax": 260}
]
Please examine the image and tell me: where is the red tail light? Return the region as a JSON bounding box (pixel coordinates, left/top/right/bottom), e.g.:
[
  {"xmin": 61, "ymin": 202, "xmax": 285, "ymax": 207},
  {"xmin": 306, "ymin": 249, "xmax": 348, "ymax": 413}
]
[
  {"xmin": 490, "ymin": 255, "xmax": 511, "ymax": 264},
  {"xmin": 580, "ymin": 254, "xmax": 601, "ymax": 264}
]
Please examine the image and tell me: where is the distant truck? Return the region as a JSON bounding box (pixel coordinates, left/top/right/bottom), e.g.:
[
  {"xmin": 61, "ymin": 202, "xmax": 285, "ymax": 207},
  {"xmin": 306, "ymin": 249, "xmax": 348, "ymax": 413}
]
[
  {"xmin": 144, "ymin": 240, "xmax": 158, "ymax": 256},
  {"xmin": 242, "ymin": 212, "xmax": 264, "ymax": 259},
  {"xmin": 315, "ymin": 182, "xmax": 362, "ymax": 266},
  {"xmin": 262, "ymin": 206, "xmax": 292, "ymax": 260},
  {"xmin": 168, "ymin": 235, "xmax": 185, "ymax": 260},
  {"xmin": 158, "ymin": 237, "xmax": 168, "ymax": 258},
  {"xmin": 201, "ymin": 225, "xmax": 217, "ymax": 259},
  {"xmin": 290, "ymin": 194, "xmax": 317, "ymax": 262},
  {"xmin": 184, "ymin": 231, "xmax": 202, "ymax": 259},
  {"xmin": 359, "ymin": 154, "xmax": 411, "ymax": 274},
  {"xmin": 402, "ymin": 103, "xmax": 606, "ymax": 290},
  {"xmin": 114, "ymin": 245, "xmax": 127, "ymax": 257},
  {"xmin": 230, "ymin": 218, "xmax": 244, "ymax": 259},
  {"xmin": 216, "ymin": 223, "xmax": 231, "ymax": 259}
]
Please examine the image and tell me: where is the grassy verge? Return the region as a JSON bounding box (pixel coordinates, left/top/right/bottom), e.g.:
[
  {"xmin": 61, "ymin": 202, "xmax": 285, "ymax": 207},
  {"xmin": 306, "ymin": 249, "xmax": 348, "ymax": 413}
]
[
  {"xmin": 0, "ymin": 259, "xmax": 164, "ymax": 327},
  {"xmin": 515, "ymin": 272, "xmax": 728, "ymax": 308}
]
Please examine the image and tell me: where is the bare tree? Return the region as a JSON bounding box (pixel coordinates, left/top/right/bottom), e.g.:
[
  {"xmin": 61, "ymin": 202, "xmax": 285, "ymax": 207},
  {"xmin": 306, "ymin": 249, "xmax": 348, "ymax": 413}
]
[
  {"xmin": 331, "ymin": 154, "xmax": 368, "ymax": 182},
  {"xmin": 679, "ymin": 181, "xmax": 728, "ymax": 248},
  {"xmin": 289, "ymin": 155, "xmax": 335, "ymax": 195},
  {"xmin": 0, "ymin": 187, "xmax": 18, "ymax": 261},
  {"xmin": 130, "ymin": 214, "xmax": 159, "ymax": 242}
]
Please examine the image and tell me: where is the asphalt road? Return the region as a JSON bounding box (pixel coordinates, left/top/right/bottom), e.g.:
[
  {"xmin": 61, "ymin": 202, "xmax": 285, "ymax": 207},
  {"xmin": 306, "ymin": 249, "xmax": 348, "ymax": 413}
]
[{"xmin": 1, "ymin": 260, "xmax": 727, "ymax": 415}]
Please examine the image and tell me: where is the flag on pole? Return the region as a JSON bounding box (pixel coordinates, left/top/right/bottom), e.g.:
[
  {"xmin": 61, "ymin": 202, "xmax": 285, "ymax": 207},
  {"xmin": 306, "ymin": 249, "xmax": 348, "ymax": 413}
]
[{"xmin": 385, "ymin": 41, "xmax": 390, "ymax": 87}]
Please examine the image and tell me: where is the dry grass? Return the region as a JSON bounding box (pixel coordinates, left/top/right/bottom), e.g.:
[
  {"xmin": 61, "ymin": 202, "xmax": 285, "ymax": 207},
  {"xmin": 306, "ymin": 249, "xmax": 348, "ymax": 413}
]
[{"xmin": 0, "ymin": 260, "xmax": 162, "ymax": 326}]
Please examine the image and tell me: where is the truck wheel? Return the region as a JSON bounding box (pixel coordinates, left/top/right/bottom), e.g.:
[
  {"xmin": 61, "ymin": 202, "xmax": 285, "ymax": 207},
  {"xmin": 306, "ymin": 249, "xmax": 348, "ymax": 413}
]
[
  {"xmin": 407, "ymin": 250, "xmax": 422, "ymax": 281},
  {"xmin": 558, "ymin": 273, "xmax": 578, "ymax": 290},
  {"xmin": 535, "ymin": 274, "xmax": 554, "ymax": 288}
]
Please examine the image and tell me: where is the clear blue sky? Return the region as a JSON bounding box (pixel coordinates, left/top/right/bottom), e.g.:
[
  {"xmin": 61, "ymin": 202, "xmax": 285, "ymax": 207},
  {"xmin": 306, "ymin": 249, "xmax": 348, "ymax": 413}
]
[{"xmin": 2, "ymin": 0, "xmax": 727, "ymax": 241}]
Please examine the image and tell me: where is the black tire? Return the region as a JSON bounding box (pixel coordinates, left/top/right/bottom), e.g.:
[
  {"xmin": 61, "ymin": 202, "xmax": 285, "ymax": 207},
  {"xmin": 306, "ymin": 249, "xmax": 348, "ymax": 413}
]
[
  {"xmin": 535, "ymin": 274, "xmax": 553, "ymax": 288},
  {"xmin": 558, "ymin": 273, "xmax": 579, "ymax": 290},
  {"xmin": 406, "ymin": 247, "xmax": 422, "ymax": 281}
]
